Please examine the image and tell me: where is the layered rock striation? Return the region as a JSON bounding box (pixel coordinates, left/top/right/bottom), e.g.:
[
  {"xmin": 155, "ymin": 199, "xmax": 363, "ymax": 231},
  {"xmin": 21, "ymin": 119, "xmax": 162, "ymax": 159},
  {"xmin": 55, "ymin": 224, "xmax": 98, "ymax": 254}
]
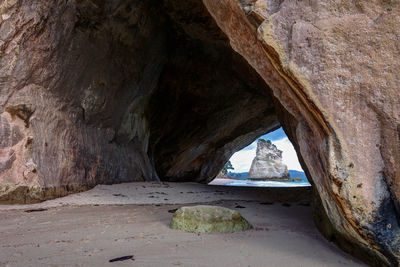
[{"xmin": 248, "ymin": 140, "xmax": 290, "ymax": 180}]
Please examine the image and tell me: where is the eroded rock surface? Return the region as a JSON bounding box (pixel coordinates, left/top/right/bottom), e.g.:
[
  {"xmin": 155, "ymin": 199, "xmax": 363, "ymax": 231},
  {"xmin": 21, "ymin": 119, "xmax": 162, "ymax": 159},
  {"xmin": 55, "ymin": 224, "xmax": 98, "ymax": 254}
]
[
  {"xmin": 248, "ymin": 139, "xmax": 290, "ymax": 180},
  {"xmin": 0, "ymin": 0, "xmax": 166, "ymax": 202}
]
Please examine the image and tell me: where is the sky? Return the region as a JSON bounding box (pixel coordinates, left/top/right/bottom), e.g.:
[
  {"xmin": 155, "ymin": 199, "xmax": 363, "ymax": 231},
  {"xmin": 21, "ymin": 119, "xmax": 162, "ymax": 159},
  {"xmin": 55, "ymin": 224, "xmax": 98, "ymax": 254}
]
[{"xmin": 229, "ymin": 127, "xmax": 303, "ymax": 172}]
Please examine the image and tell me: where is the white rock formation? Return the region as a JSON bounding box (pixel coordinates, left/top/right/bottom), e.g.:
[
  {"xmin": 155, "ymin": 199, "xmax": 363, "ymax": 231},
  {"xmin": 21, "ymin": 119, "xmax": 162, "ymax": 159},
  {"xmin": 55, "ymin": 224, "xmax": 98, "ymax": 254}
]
[{"xmin": 247, "ymin": 140, "xmax": 290, "ymax": 180}]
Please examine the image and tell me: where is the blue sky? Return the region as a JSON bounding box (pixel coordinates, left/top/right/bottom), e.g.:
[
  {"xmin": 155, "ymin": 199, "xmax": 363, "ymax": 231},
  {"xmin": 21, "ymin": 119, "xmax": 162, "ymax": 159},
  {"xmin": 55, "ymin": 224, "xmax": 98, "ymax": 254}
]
[
  {"xmin": 241, "ymin": 127, "xmax": 286, "ymax": 151},
  {"xmin": 229, "ymin": 127, "xmax": 303, "ymax": 172}
]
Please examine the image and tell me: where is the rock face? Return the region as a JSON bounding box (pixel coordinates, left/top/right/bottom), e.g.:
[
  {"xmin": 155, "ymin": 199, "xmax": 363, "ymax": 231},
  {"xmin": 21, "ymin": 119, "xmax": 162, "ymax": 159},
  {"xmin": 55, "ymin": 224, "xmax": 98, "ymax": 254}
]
[
  {"xmin": 170, "ymin": 205, "xmax": 253, "ymax": 233},
  {"xmin": 0, "ymin": 0, "xmax": 399, "ymax": 265},
  {"xmin": 0, "ymin": 0, "xmax": 165, "ymax": 202},
  {"xmin": 202, "ymin": 0, "xmax": 400, "ymax": 265},
  {"xmin": 248, "ymin": 140, "xmax": 290, "ymax": 180}
]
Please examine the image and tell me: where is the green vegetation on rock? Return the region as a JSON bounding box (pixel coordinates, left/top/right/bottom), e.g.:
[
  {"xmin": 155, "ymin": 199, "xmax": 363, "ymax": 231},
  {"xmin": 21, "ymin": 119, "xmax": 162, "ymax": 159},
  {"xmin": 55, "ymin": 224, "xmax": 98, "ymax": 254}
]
[
  {"xmin": 170, "ymin": 205, "xmax": 253, "ymax": 233},
  {"xmin": 259, "ymin": 138, "xmax": 272, "ymax": 145},
  {"xmin": 221, "ymin": 160, "xmax": 234, "ymax": 175}
]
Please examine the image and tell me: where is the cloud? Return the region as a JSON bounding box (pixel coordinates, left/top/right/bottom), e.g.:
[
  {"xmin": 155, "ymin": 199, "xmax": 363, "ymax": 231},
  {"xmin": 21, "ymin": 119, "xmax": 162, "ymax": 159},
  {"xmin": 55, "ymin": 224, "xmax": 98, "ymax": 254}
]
[
  {"xmin": 229, "ymin": 137, "xmax": 303, "ymax": 173},
  {"xmin": 273, "ymin": 138, "xmax": 303, "ymax": 171},
  {"xmin": 229, "ymin": 148, "xmax": 256, "ymax": 173}
]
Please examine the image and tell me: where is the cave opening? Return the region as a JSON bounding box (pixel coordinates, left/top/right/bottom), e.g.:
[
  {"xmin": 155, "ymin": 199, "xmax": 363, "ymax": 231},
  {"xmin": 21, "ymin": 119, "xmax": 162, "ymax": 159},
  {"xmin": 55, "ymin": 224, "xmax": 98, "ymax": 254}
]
[
  {"xmin": 143, "ymin": 0, "xmax": 336, "ymax": 259},
  {"xmin": 142, "ymin": 1, "xmax": 369, "ymax": 263},
  {"xmin": 147, "ymin": 0, "xmax": 314, "ymax": 190},
  {"xmin": 144, "ymin": 1, "xmax": 392, "ymax": 263},
  {"xmin": 148, "ymin": 0, "xmax": 290, "ymax": 184},
  {"xmin": 209, "ymin": 127, "xmax": 312, "ymax": 188}
]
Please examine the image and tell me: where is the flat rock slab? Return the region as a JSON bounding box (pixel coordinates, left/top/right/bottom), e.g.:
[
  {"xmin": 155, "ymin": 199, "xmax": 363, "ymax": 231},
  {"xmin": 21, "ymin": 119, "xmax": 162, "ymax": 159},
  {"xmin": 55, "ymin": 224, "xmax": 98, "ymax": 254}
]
[{"xmin": 170, "ymin": 205, "xmax": 252, "ymax": 233}]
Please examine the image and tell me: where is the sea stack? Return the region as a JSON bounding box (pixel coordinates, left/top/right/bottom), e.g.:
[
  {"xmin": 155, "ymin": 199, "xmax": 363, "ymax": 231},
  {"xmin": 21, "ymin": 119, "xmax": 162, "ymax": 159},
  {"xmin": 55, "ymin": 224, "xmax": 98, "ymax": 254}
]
[{"xmin": 247, "ymin": 140, "xmax": 290, "ymax": 181}]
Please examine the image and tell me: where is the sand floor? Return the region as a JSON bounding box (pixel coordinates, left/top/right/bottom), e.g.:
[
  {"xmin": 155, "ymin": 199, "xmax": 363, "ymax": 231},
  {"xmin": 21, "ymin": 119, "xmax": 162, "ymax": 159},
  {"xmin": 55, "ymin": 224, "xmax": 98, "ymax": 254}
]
[{"xmin": 0, "ymin": 182, "xmax": 365, "ymax": 267}]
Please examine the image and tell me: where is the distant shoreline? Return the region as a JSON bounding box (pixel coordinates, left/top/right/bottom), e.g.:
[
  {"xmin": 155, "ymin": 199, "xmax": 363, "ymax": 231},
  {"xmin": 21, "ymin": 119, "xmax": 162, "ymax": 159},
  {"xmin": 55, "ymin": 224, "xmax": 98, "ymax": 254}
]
[
  {"xmin": 211, "ymin": 170, "xmax": 311, "ymax": 187},
  {"xmin": 247, "ymin": 177, "xmax": 291, "ymax": 182}
]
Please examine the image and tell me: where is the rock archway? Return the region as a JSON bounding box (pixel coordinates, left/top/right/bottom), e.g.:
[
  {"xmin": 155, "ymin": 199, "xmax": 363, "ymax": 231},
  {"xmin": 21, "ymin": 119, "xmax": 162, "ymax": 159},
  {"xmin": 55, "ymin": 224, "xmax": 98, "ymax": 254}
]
[
  {"xmin": 0, "ymin": 0, "xmax": 399, "ymax": 265},
  {"xmin": 200, "ymin": 1, "xmax": 400, "ymax": 266}
]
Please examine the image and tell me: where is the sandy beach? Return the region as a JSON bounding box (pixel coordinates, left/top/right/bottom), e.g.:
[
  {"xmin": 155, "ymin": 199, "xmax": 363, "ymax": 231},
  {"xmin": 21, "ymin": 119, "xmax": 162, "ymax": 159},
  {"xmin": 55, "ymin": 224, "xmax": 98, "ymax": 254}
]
[{"xmin": 0, "ymin": 182, "xmax": 365, "ymax": 267}]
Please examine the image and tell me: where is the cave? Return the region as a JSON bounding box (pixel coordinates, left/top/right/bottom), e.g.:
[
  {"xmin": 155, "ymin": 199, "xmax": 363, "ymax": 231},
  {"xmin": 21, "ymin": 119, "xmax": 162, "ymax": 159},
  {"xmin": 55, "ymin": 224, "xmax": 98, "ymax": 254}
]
[{"xmin": 0, "ymin": 0, "xmax": 399, "ymax": 266}]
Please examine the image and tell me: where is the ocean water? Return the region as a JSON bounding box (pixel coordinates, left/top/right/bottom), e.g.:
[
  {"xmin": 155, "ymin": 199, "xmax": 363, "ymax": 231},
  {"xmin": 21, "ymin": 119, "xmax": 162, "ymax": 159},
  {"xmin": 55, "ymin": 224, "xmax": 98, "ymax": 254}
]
[
  {"xmin": 225, "ymin": 180, "xmax": 311, "ymax": 187},
  {"xmin": 225, "ymin": 170, "xmax": 311, "ymax": 187}
]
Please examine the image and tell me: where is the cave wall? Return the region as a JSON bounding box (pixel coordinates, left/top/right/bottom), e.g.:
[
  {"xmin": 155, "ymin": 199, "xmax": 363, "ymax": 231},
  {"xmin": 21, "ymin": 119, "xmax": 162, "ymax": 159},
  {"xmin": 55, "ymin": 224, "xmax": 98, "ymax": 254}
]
[{"xmin": 0, "ymin": 0, "xmax": 166, "ymax": 202}]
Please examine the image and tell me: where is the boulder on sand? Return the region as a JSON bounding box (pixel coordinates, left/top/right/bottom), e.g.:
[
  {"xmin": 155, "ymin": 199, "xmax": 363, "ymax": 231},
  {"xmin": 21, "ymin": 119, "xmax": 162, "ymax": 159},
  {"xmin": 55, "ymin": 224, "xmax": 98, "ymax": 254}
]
[{"xmin": 170, "ymin": 205, "xmax": 252, "ymax": 233}]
